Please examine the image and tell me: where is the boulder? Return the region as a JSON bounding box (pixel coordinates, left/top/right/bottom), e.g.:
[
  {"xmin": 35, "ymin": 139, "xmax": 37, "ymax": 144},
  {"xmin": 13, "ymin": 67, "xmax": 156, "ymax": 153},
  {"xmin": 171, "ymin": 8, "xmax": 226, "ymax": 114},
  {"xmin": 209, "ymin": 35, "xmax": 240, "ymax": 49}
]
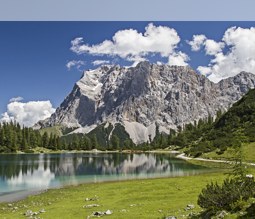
[
  {"xmin": 24, "ymin": 210, "xmax": 33, "ymax": 217},
  {"xmin": 39, "ymin": 209, "xmax": 46, "ymax": 213},
  {"xmin": 93, "ymin": 211, "xmax": 104, "ymax": 216},
  {"xmin": 185, "ymin": 204, "xmax": 195, "ymax": 210},
  {"xmin": 105, "ymin": 210, "xmax": 112, "ymax": 215}
]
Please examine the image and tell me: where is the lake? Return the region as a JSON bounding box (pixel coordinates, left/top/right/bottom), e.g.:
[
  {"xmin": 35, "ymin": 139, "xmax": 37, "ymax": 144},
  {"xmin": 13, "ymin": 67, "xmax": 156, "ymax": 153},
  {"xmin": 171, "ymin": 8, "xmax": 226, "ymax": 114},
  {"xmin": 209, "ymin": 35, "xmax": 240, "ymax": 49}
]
[{"xmin": 0, "ymin": 152, "xmax": 209, "ymax": 202}]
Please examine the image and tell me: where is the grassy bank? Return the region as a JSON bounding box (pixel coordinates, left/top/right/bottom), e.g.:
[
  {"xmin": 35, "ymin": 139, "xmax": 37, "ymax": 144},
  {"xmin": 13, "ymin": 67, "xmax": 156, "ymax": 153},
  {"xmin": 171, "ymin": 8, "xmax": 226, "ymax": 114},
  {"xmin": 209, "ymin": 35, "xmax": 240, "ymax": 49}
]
[
  {"xmin": 200, "ymin": 142, "xmax": 255, "ymax": 163},
  {"xmin": 0, "ymin": 172, "xmax": 229, "ymax": 219}
]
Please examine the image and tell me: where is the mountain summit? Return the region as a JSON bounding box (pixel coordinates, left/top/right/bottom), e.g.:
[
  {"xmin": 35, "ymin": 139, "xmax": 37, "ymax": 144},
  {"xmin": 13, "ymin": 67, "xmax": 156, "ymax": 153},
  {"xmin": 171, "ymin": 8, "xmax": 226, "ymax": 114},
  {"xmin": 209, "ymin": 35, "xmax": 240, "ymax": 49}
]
[{"xmin": 36, "ymin": 62, "xmax": 255, "ymax": 144}]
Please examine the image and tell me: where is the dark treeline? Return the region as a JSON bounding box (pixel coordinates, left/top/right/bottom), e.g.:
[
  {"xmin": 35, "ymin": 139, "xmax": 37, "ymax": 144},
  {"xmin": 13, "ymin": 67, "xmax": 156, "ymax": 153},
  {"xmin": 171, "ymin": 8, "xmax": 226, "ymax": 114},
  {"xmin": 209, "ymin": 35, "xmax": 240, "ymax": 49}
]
[
  {"xmin": 61, "ymin": 133, "xmax": 135, "ymax": 151},
  {"xmin": 0, "ymin": 121, "xmax": 60, "ymax": 153},
  {"xmin": 0, "ymin": 113, "xmax": 222, "ymax": 153},
  {"xmin": 0, "ymin": 121, "xmax": 136, "ymax": 153},
  {"xmin": 0, "ymin": 110, "xmax": 241, "ymax": 154}
]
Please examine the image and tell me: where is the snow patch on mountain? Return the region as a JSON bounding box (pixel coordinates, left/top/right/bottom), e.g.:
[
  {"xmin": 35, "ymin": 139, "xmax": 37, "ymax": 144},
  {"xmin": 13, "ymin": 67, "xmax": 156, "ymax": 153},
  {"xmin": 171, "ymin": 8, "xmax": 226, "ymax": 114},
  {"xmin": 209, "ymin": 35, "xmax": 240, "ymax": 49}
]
[{"xmin": 77, "ymin": 68, "xmax": 103, "ymax": 100}]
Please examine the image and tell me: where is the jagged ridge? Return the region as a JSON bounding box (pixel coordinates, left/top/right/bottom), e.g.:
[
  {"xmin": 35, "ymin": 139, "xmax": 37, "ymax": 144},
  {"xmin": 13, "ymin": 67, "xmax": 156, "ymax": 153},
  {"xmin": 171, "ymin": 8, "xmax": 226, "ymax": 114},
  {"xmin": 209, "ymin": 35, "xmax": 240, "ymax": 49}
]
[{"xmin": 37, "ymin": 61, "xmax": 255, "ymax": 144}]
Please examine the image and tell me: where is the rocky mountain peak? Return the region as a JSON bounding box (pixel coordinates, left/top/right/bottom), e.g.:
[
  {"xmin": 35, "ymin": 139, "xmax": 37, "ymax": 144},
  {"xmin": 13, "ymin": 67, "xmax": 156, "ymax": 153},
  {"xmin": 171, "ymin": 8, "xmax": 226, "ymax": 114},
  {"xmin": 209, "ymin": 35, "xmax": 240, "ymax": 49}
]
[{"xmin": 37, "ymin": 62, "xmax": 255, "ymax": 144}]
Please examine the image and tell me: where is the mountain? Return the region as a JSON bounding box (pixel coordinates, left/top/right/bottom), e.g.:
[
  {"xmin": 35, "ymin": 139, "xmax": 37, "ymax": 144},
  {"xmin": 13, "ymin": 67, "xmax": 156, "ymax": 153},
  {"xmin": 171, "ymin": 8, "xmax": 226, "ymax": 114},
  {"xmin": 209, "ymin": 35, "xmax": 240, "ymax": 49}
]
[{"xmin": 36, "ymin": 61, "xmax": 255, "ymax": 144}]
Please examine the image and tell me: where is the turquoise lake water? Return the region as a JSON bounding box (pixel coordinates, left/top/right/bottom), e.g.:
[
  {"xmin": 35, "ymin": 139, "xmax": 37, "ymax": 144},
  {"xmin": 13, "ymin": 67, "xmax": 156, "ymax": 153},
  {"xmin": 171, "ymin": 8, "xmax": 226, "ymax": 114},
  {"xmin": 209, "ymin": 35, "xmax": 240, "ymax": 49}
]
[{"xmin": 0, "ymin": 153, "xmax": 209, "ymax": 202}]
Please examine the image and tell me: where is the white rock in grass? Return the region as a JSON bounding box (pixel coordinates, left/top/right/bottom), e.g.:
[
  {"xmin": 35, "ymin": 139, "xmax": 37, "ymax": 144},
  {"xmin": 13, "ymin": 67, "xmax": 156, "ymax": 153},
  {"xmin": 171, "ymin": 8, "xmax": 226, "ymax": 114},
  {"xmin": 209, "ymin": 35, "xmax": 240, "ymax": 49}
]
[{"xmin": 105, "ymin": 210, "xmax": 112, "ymax": 215}]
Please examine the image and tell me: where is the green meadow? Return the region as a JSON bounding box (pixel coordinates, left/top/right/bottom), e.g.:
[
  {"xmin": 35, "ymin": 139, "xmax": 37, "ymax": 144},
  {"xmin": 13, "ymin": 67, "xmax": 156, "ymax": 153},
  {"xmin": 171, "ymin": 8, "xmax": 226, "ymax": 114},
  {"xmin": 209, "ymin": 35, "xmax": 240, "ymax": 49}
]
[{"xmin": 0, "ymin": 172, "xmax": 227, "ymax": 219}]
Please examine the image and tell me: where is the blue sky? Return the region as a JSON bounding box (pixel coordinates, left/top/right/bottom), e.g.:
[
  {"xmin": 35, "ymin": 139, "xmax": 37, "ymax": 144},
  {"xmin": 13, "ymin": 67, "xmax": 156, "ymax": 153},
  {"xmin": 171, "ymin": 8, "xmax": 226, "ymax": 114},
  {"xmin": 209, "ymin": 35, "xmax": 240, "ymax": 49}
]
[
  {"xmin": 1, "ymin": 0, "xmax": 255, "ymax": 21},
  {"xmin": 0, "ymin": 22, "xmax": 255, "ymax": 126}
]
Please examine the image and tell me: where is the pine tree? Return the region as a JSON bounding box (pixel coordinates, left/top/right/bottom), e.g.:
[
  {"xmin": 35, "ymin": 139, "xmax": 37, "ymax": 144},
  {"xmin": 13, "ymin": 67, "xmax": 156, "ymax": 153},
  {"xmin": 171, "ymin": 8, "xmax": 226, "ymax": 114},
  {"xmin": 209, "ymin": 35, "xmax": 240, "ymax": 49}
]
[
  {"xmin": 30, "ymin": 131, "xmax": 37, "ymax": 148},
  {"xmin": 111, "ymin": 135, "xmax": 120, "ymax": 150},
  {"xmin": 56, "ymin": 136, "xmax": 61, "ymax": 150},
  {"xmin": 42, "ymin": 132, "xmax": 49, "ymax": 148},
  {"xmin": 72, "ymin": 135, "xmax": 79, "ymax": 150},
  {"xmin": 21, "ymin": 137, "xmax": 28, "ymax": 151},
  {"xmin": 82, "ymin": 136, "xmax": 91, "ymax": 150},
  {"xmin": 91, "ymin": 134, "xmax": 98, "ymax": 149},
  {"xmin": 0, "ymin": 127, "xmax": 6, "ymax": 146}
]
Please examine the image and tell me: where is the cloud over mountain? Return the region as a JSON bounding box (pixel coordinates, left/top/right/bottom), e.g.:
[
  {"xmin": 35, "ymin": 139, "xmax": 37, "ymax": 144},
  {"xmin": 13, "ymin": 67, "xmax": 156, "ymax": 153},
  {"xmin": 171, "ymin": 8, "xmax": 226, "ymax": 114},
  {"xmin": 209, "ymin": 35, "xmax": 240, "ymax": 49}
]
[
  {"xmin": 0, "ymin": 99, "xmax": 55, "ymax": 127},
  {"xmin": 70, "ymin": 23, "xmax": 189, "ymax": 66},
  {"xmin": 189, "ymin": 27, "xmax": 255, "ymax": 82},
  {"xmin": 66, "ymin": 60, "xmax": 85, "ymax": 71},
  {"xmin": 188, "ymin": 34, "xmax": 207, "ymax": 51},
  {"xmin": 92, "ymin": 60, "xmax": 110, "ymax": 66}
]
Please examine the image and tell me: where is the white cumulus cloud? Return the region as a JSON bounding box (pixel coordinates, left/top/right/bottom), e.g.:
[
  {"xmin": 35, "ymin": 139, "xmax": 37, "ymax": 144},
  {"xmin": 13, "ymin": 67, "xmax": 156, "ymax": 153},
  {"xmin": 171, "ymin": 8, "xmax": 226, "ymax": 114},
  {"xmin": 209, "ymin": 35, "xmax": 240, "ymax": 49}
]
[
  {"xmin": 92, "ymin": 60, "xmax": 110, "ymax": 66},
  {"xmin": 66, "ymin": 60, "xmax": 85, "ymax": 71},
  {"xmin": 168, "ymin": 51, "xmax": 189, "ymax": 66},
  {"xmin": 204, "ymin": 39, "xmax": 225, "ymax": 56},
  {"xmin": 1, "ymin": 100, "xmax": 55, "ymax": 127},
  {"xmin": 70, "ymin": 23, "xmax": 189, "ymax": 66},
  {"xmin": 191, "ymin": 26, "xmax": 255, "ymax": 83},
  {"xmin": 9, "ymin": 96, "xmax": 24, "ymax": 103},
  {"xmin": 197, "ymin": 66, "xmax": 212, "ymax": 76},
  {"xmin": 188, "ymin": 34, "xmax": 207, "ymax": 51},
  {"xmin": 188, "ymin": 34, "xmax": 224, "ymax": 55}
]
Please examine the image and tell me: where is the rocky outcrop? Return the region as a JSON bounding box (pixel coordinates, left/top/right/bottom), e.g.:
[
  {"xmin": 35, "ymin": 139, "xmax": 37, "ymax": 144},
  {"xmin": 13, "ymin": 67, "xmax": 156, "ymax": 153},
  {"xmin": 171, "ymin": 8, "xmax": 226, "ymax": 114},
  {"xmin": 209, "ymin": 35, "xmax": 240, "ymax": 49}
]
[{"xmin": 37, "ymin": 62, "xmax": 255, "ymax": 144}]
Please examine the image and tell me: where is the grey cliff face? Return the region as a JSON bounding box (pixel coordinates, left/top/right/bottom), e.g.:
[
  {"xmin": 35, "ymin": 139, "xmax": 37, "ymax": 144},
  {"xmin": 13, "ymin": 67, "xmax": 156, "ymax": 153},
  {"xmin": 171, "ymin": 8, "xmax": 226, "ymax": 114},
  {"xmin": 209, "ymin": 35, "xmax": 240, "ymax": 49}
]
[{"xmin": 38, "ymin": 62, "xmax": 255, "ymax": 144}]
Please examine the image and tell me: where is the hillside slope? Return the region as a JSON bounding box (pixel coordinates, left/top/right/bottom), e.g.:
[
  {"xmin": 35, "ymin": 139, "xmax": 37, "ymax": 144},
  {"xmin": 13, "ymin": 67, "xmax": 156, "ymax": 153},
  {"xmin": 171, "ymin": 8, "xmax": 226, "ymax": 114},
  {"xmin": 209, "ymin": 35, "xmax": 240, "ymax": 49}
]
[{"xmin": 186, "ymin": 89, "xmax": 255, "ymax": 156}]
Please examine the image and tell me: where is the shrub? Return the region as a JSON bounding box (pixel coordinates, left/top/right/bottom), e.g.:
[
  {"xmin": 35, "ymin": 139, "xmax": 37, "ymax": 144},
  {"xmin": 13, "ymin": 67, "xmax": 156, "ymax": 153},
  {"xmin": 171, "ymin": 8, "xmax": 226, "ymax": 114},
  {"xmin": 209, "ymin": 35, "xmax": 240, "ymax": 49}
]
[
  {"xmin": 24, "ymin": 149, "xmax": 34, "ymax": 153},
  {"xmin": 198, "ymin": 177, "xmax": 255, "ymax": 215}
]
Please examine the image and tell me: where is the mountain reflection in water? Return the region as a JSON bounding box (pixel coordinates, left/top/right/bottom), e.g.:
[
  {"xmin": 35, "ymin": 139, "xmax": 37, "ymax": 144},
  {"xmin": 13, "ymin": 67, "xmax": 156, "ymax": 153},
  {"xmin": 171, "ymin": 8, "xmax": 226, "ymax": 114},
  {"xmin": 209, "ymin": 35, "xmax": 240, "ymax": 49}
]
[{"xmin": 0, "ymin": 153, "xmax": 208, "ymax": 198}]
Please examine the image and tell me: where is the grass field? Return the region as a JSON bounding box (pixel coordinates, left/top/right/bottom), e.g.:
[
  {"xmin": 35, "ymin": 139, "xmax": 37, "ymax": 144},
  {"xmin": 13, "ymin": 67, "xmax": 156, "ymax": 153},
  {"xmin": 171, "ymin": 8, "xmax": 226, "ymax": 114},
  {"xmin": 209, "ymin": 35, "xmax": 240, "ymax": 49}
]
[
  {"xmin": 200, "ymin": 142, "xmax": 255, "ymax": 163},
  {"xmin": 2, "ymin": 166, "xmax": 255, "ymax": 219},
  {"xmin": 0, "ymin": 172, "xmax": 229, "ymax": 219}
]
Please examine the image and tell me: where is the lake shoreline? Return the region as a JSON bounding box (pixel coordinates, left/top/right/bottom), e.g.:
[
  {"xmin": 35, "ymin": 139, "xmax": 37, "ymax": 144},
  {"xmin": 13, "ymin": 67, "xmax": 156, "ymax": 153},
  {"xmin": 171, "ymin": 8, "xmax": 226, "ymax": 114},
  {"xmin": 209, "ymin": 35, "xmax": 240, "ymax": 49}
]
[
  {"xmin": 0, "ymin": 169, "xmax": 217, "ymax": 204},
  {"xmin": 0, "ymin": 189, "xmax": 47, "ymax": 203},
  {"xmin": 0, "ymin": 148, "xmax": 182, "ymax": 155},
  {"xmin": 0, "ymin": 151, "xmax": 211, "ymax": 203},
  {"xmin": 2, "ymin": 150, "xmax": 237, "ymax": 204},
  {"xmin": 0, "ymin": 172, "xmax": 229, "ymax": 219}
]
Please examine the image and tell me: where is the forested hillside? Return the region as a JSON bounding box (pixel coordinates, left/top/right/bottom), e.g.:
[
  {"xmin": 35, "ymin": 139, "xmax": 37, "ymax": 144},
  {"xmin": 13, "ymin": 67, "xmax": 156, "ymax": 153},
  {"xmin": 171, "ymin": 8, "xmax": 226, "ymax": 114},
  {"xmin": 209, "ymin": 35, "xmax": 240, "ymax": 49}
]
[{"xmin": 183, "ymin": 89, "xmax": 255, "ymax": 156}]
